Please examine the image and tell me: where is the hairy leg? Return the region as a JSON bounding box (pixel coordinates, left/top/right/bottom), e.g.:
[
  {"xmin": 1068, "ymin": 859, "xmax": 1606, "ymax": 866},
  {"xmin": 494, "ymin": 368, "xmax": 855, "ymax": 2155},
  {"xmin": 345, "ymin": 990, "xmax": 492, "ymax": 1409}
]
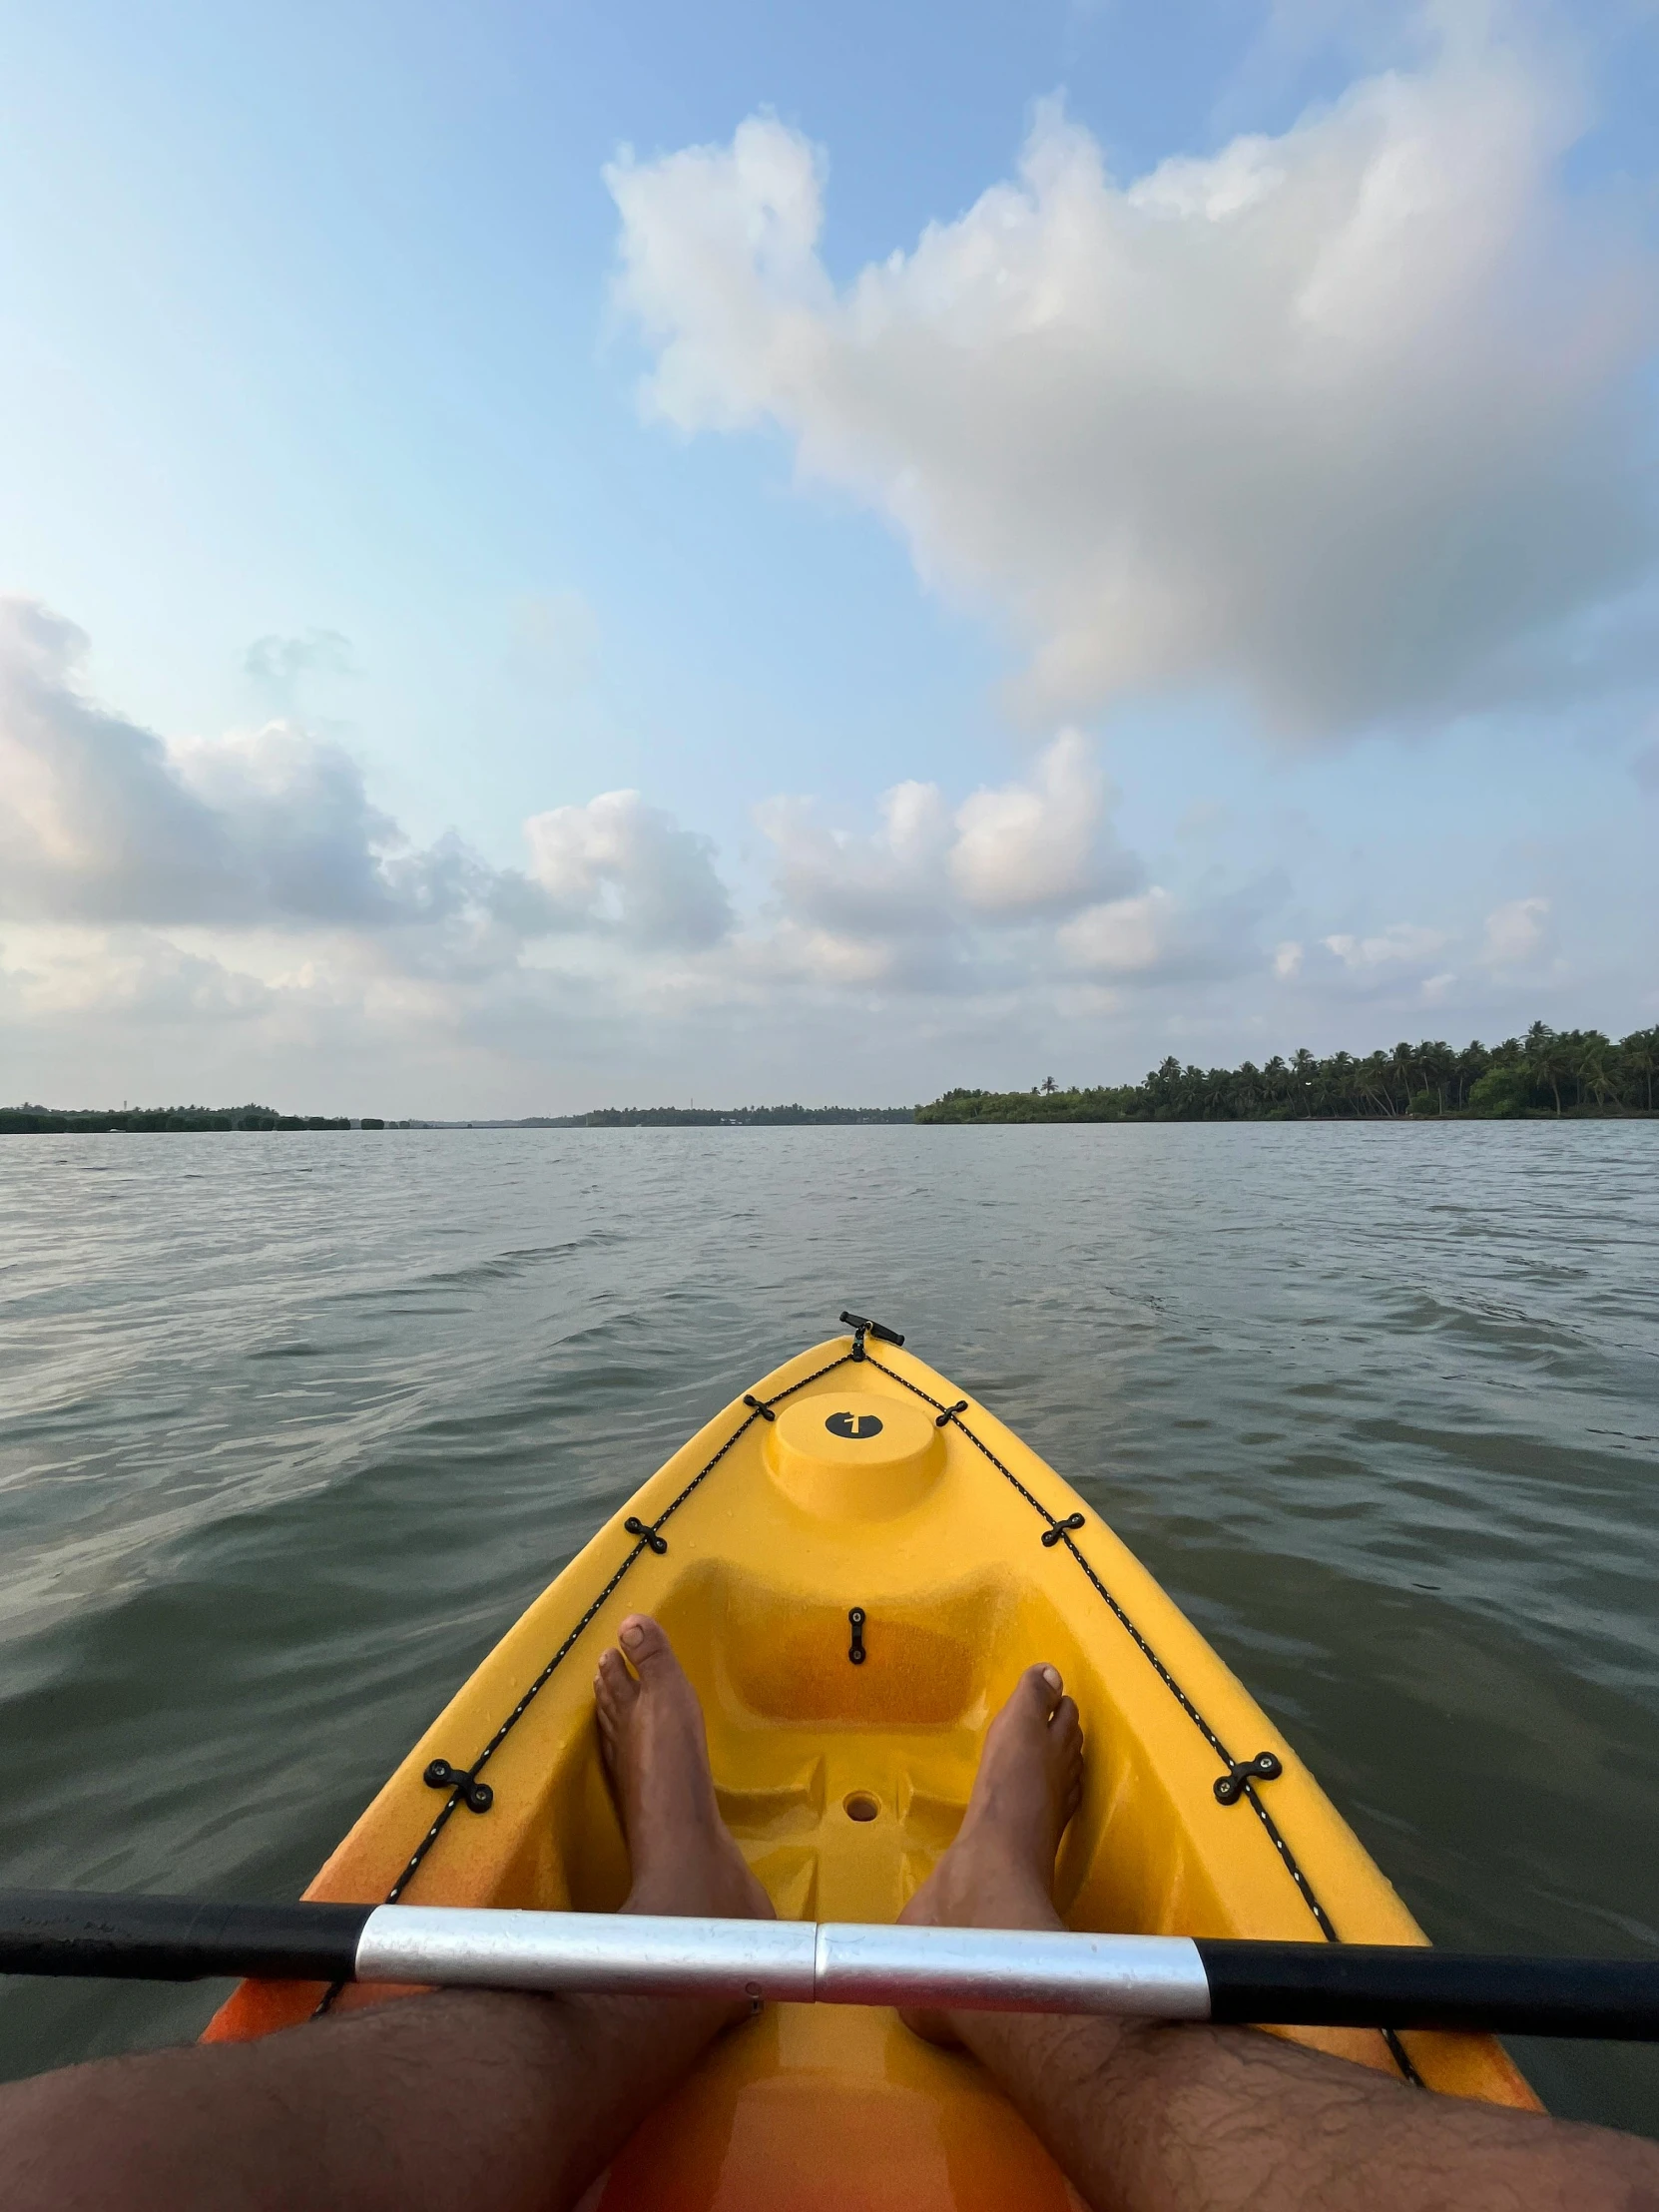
[
  {"xmin": 904, "ymin": 1665, "xmax": 1659, "ymax": 2212},
  {"xmin": 0, "ymin": 1614, "xmax": 768, "ymax": 2212}
]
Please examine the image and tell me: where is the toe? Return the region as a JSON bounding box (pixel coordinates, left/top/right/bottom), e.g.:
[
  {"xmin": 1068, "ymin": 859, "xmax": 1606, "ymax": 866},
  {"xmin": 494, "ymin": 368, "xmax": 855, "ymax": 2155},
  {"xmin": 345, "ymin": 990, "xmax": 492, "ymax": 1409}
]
[
  {"xmin": 596, "ymin": 1645, "xmax": 640, "ymax": 1716},
  {"xmin": 1050, "ymin": 1694, "xmax": 1080, "ymax": 1737},
  {"xmin": 617, "ymin": 1613, "xmax": 678, "ymax": 1680},
  {"xmin": 1015, "ymin": 1663, "xmax": 1064, "ymax": 1722}
]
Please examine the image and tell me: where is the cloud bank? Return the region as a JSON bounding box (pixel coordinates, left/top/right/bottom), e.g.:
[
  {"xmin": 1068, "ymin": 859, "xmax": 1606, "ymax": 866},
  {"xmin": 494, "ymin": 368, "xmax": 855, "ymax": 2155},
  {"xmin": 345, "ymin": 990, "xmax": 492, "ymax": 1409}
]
[
  {"xmin": 526, "ymin": 791, "xmax": 732, "ymax": 947},
  {"xmin": 1, "ymin": 595, "xmax": 1293, "ymax": 1053},
  {"xmin": 0, "ymin": 599, "xmax": 488, "ymax": 932},
  {"xmin": 753, "ymin": 729, "xmax": 1147, "ymax": 986},
  {"xmin": 608, "ymin": 25, "xmax": 1658, "ymax": 742},
  {"xmin": 3, "ymin": 585, "xmax": 1642, "ymax": 1114}
]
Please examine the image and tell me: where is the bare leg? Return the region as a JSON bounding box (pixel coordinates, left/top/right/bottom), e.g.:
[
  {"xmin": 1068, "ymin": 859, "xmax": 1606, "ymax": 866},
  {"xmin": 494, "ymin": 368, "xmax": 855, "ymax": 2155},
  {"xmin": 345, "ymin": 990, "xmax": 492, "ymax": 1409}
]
[
  {"xmin": 595, "ymin": 1613, "xmax": 774, "ymax": 1932},
  {"xmin": 903, "ymin": 1664, "xmax": 1659, "ymax": 2212},
  {"xmin": 898, "ymin": 1660, "xmax": 1081, "ymax": 2043},
  {"xmin": 0, "ymin": 1615, "xmax": 769, "ymax": 2212}
]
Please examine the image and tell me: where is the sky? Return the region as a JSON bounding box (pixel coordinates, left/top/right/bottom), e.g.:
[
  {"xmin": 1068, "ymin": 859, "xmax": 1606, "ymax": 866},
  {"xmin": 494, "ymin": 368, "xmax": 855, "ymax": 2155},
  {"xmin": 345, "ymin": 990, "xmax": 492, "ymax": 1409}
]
[{"xmin": 1, "ymin": 0, "xmax": 1655, "ymax": 1114}]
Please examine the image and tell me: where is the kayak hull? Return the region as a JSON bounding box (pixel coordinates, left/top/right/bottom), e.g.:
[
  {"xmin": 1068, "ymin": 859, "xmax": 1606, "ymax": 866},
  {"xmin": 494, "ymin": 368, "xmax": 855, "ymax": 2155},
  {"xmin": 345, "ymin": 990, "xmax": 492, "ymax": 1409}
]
[{"xmin": 208, "ymin": 1333, "xmax": 1537, "ymax": 2203}]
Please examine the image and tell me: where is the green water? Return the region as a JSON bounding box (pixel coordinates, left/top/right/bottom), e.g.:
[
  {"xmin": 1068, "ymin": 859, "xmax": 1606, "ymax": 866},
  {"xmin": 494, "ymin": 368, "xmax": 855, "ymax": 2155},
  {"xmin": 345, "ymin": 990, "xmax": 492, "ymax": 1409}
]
[{"xmin": 1, "ymin": 1123, "xmax": 1656, "ymax": 2130}]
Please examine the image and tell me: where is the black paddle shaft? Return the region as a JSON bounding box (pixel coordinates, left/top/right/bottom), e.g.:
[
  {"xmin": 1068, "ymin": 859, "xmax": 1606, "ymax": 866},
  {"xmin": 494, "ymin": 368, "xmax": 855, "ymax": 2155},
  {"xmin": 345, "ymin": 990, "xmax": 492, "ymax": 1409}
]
[
  {"xmin": 1198, "ymin": 1941, "xmax": 1659, "ymax": 2041},
  {"xmin": 0, "ymin": 1892, "xmax": 370, "ymax": 1982},
  {"xmin": 4, "ymin": 1896, "xmax": 1659, "ymax": 2038}
]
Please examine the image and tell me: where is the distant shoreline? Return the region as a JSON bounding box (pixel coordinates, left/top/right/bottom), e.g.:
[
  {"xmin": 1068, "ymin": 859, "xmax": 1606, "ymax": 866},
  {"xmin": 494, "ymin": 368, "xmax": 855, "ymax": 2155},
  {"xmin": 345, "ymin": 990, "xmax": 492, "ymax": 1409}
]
[
  {"xmin": 5, "ymin": 1023, "xmax": 1655, "ymax": 1131},
  {"xmin": 0, "ymin": 1104, "xmax": 917, "ymax": 1133},
  {"xmin": 3, "ymin": 1104, "xmax": 1652, "ymax": 1133},
  {"xmin": 918, "ymin": 1022, "xmax": 1657, "ymax": 1123}
]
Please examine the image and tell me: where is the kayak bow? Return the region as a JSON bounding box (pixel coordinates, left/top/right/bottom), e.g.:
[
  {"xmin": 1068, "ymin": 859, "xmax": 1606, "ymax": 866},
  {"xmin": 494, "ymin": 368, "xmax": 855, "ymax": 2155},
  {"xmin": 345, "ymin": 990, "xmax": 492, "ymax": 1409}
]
[{"xmin": 203, "ymin": 1322, "xmax": 1541, "ymax": 2206}]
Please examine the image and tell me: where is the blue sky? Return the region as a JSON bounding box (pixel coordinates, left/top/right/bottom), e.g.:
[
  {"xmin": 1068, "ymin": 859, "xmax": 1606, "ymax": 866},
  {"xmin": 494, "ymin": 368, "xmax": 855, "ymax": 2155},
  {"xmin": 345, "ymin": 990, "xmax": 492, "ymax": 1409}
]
[{"xmin": 1, "ymin": 0, "xmax": 1655, "ymax": 1112}]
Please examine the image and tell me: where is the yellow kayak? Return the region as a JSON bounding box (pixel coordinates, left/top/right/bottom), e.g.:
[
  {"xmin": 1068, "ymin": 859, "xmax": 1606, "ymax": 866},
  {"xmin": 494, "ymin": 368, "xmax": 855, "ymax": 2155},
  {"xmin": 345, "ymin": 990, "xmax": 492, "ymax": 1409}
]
[{"xmin": 208, "ymin": 1322, "xmax": 1538, "ymax": 2204}]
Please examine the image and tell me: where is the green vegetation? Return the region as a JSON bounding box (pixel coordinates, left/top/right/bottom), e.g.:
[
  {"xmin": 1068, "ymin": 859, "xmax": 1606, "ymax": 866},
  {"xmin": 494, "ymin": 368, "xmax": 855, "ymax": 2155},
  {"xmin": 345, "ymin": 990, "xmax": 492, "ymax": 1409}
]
[
  {"xmin": 0, "ymin": 1101, "xmax": 915, "ymax": 1133},
  {"xmin": 0, "ymin": 1104, "xmax": 354, "ymax": 1133},
  {"xmin": 916, "ymin": 1023, "xmax": 1659, "ymax": 1124}
]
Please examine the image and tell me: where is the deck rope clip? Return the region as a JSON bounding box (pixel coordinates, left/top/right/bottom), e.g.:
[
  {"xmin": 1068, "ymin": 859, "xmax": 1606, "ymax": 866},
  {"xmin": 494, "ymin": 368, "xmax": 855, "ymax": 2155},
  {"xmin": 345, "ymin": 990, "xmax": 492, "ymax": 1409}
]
[
  {"xmin": 1040, "ymin": 1512, "xmax": 1086, "ymax": 1548},
  {"xmin": 847, "ymin": 1607, "xmax": 867, "ymax": 1665},
  {"xmin": 1214, "ymin": 1751, "xmax": 1284, "ymax": 1805},
  {"xmin": 936, "ymin": 1399, "xmax": 969, "ymax": 1427},
  {"xmin": 624, "ymin": 1516, "xmax": 669, "ymax": 1555},
  {"xmin": 743, "ymin": 1394, "xmax": 776, "ymax": 1422},
  {"xmin": 422, "ymin": 1760, "xmax": 494, "ymax": 1814}
]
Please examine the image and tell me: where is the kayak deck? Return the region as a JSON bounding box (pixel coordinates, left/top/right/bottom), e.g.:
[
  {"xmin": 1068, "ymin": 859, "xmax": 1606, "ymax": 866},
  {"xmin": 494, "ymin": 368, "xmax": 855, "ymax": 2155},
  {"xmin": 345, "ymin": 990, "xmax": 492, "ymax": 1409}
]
[{"xmin": 208, "ymin": 1330, "xmax": 1537, "ymax": 2206}]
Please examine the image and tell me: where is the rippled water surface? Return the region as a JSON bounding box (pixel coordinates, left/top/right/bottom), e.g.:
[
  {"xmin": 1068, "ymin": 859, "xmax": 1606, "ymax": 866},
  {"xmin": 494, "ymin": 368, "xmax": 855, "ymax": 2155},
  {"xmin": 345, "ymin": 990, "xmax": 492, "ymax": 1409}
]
[{"xmin": 2, "ymin": 1124, "xmax": 1657, "ymax": 2129}]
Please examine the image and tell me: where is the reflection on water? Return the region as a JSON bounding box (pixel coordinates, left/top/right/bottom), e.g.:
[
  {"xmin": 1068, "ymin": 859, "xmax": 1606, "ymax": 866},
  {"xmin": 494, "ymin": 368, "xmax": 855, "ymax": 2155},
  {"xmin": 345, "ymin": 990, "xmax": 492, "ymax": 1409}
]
[{"xmin": 1, "ymin": 1123, "xmax": 1656, "ymax": 2128}]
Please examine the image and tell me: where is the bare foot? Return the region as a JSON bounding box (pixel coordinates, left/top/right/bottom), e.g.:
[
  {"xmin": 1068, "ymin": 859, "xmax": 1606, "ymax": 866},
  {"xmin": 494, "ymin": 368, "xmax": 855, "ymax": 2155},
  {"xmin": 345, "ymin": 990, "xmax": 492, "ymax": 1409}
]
[
  {"xmin": 897, "ymin": 1663, "xmax": 1082, "ymax": 2043},
  {"xmin": 594, "ymin": 1614, "xmax": 775, "ymax": 1928}
]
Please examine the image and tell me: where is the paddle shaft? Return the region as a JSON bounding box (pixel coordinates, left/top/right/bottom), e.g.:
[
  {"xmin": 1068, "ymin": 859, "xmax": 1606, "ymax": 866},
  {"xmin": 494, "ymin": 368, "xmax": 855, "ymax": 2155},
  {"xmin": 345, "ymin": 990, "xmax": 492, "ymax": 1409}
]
[{"xmin": 1, "ymin": 1894, "xmax": 1656, "ymax": 2039}]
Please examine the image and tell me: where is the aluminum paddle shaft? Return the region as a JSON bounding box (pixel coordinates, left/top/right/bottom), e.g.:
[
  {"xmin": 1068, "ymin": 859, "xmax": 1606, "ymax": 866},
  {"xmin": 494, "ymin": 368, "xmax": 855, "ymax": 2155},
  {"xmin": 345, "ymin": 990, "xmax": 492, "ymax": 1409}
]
[{"xmin": 356, "ymin": 1910, "xmax": 1211, "ymax": 2016}]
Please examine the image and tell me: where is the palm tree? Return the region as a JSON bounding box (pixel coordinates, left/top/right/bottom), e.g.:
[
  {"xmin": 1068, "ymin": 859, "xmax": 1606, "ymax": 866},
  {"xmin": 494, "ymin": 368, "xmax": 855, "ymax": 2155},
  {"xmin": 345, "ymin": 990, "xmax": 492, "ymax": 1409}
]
[
  {"xmin": 1290, "ymin": 1047, "xmax": 1317, "ymax": 1116},
  {"xmin": 1521, "ymin": 1023, "xmax": 1559, "ymax": 1114},
  {"xmin": 1414, "ymin": 1038, "xmax": 1452, "ymax": 1113},
  {"xmin": 1358, "ymin": 1051, "xmax": 1393, "ymax": 1116},
  {"xmin": 1574, "ymin": 1031, "xmax": 1615, "ymax": 1110},
  {"xmin": 1621, "ymin": 1027, "xmax": 1659, "ymax": 1111},
  {"xmin": 1452, "ymin": 1041, "xmax": 1489, "ymax": 1110},
  {"xmin": 1389, "ymin": 1040, "xmax": 1418, "ymax": 1112}
]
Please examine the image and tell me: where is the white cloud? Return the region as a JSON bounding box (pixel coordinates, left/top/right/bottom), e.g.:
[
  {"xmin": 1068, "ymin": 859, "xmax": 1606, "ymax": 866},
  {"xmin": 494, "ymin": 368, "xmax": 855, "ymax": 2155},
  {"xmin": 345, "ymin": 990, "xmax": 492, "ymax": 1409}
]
[
  {"xmin": 1, "ymin": 928, "xmax": 275, "ymax": 1022},
  {"xmin": 244, "ymin": 628, "xmax": 354, "ymax": 689},
  {"xmin": 1274, "ymin": 939, "xmax": 1305, "ymax": 978},
  {"xmin": 0, "ymin": 597, "xmax": 485, "ymax": 931},
  {"xmin": 1323, "ymin": 921, "xmax": 1447, "ymax": 968},
  {"xmin": 608, "ymin": 27, "xmax": 1657, "ymax": 741},
  {"xmin": 759, "ymin": 919, "xmax": 900, "ymax": 987},
  {"xmin": 523, "ymin": 789, "xmax": 732, "ymax": 948},
  {"xmin": 753, "ymin": 731, "xmax": 1140, "ymax": 986},
  {"xmin": 948, "ymin": 730, "xmax": 1111, "ymax": 915},
  {"xmin": 1479, "ymin": 894, "xmax": 1549, "ymax": 967},
  {"xmin": 755, "ymin": 779, "xmax": 953, "ymax": 943},
  {"xmin": 1058, "ymin": 888, "xmax": 1173, "ymax": 974},
  {"xmin": 0, "ymin": 593, "xmax": 737, "ymax": 973},
  {"xmin": 1057, "ymin": 880, "xmax": 1276, "ymax": 985}
]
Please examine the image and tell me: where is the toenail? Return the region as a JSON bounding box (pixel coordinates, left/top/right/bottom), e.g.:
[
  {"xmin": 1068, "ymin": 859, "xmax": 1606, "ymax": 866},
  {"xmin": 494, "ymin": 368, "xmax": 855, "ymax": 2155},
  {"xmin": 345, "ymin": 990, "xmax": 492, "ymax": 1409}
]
[
  {"xmin": 620, "ymin": 1619, "xmax": 644, "ymax": 1649},
  {"xmin": 1041, "ymin": 1665, "xmax": 1061, "ymax": 1692}
]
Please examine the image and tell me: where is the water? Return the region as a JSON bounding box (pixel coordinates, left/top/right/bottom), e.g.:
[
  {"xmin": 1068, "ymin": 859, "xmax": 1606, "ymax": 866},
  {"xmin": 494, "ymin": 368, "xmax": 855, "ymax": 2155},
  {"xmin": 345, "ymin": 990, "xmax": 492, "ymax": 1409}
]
[{"xmin": 1, "ymin": 1123, "xmax": 1656, "ymax": 2131}]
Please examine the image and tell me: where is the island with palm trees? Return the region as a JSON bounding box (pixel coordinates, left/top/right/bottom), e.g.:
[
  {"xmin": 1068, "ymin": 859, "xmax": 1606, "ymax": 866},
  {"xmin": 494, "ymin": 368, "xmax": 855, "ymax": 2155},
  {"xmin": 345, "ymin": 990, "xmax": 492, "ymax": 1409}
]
[{"xmin": 916, "ymin": 1023, "xmax": 1659, "ymax": 1122}]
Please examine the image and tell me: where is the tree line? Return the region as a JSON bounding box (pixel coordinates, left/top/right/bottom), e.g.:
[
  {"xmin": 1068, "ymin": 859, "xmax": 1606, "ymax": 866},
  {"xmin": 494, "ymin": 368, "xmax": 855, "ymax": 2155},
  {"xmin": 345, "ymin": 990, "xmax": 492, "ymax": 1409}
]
[
  {"xmin": 0, "ymin": 1104, "xmax": 368, "ymax": 1133},
  {"xmin": 916, "ymin": 1023, "xmax": 1659, "ymax": 1124}
]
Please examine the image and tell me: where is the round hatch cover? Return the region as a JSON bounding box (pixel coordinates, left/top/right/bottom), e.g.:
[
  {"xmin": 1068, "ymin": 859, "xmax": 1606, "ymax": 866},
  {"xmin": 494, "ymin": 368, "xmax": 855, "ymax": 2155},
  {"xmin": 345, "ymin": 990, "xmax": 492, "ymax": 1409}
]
[
  {"xmin": 826, "ymin": 1409, "xmax": 884, "ymax": 1439},
  {"xmin": 767, "ymin": 1391, "xmax": 943, "ymax": 1519}
]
